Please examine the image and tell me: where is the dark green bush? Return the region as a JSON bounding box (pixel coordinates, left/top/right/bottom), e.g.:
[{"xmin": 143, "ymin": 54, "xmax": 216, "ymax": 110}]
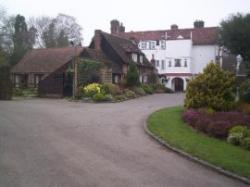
[
  {"xmin": 133, "ymin": 87, "xmax": 146, "ymax": 96},
  {"xmin": 241, "ymin": 137, "xmax": 250, "ymax": 150},
  {"xmin": 126, "ymin": 63, "xmax": 140, "ymax": 87},
  {"xmin": 102, "ymin": 83, "xmax": 122, "ymax": 95},
  {"xmin": 124, "ymin": 89, "xmax": 136, "ymax": 98},
  {"xmin": 184, "ymin": 63, "xmax": 235, "ymax": 111},
  {"xmin": 141, "ymin": 84, "xmax": 154, "ymax": 94},
  {"xmin": 92, "ymin": 93, "xmax": 112, "ymax": 102},
  {"xmin": 114, "ymin": 94, "xmax": 127, "ymax": 101},
  {"xmin": 239, "ymin": 79, "xmax": 250, "ymax": 103},
  {"xmin": 152, "ymin": 84, "xmax": 174, "ymax": 93},
  {"xmin": 0, "ymin": 65, "xmax": 12, "ymax": 100}
]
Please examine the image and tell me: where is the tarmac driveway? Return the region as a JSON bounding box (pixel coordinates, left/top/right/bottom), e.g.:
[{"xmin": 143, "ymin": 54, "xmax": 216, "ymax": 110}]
[{"xmin": 0, "ymin": 94, "xmax": 248, "ymax": 187}]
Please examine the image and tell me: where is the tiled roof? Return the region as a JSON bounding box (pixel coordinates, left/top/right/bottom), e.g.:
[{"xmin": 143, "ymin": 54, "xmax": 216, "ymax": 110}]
[
  {"xmin": 12, "ymin": 47, "xmax": 84, "ymax": 73},
  {"xmin": 90, "ymin": 31, "xmax": 154, "ymax": 68},
  {"xmin": 119, "ymin": 27, "xmax": 219, "ymax": 45},
  {"xmin": 81, "ymin": 48, "xmax": 112, "ymax": 64}
]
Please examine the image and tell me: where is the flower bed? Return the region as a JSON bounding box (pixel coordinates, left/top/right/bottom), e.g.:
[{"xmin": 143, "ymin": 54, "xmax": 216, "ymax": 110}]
[
  {"xmin": 78, "ymin": 83, "xmax": 173, "ymax": 102},
  {"xmin": 182, "ymin": 109, "xmax": 250, "ymax": 139}
]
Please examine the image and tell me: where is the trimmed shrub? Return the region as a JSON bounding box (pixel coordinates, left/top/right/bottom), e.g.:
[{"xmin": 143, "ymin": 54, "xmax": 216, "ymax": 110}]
[
  {"xmin": 82, "ymin": 83, "xmax": 101, "ymax": 97},
  {"xmin": 182, "ymin": 109, "xmax": 250, "ymax": 139},
  {"xmin": 141, "ymin": 84, "xmax": 154, "ymax": 94},
  {"xmin": 125, "ymin": 89, "xmax": 136, "ymax": 99},
  {"xmin": 152, "ymin": 84, "xmax": 174, "ymax": 93},
  {"xmin": 126, "ymin": 63, "xmax": 140, "ymax": 87},
  {"xmin": 184, "ymin": 63, "xmax": 235, "ymax": 111},
  {"xmin": 114, "ymin": 94, "xmax": 127, "ymax": 101},
  {"xmin": 92, "ymin": 93, "xmax": 112, "ymax": 102},
  {"xmin": 227, "ymin": 133, "xmax": 244, "ymax": 145},
  {"xmin": 0, "ymin": 65, "xmax": 12, "ymax": 100},
  {"xmin": 133, "ymin": 87, "xmax": 146, "ymax": 96},
  {"xmin": 241, "ymin": 137, "xmax": 250, "ymax": 150},
  {"xmin": 239, "ymin": 79, "xmax": 250, "ymax": 103},
  {"xmin": 102, "ymin": 83, "xmax": 122, "ymax": 95},
  {"xmin": 229, "ymin": 125, "xmax": 248, "ymax": 137}
]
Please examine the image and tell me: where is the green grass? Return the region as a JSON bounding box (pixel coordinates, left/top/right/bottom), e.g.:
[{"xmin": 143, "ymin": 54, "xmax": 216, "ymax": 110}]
[{"xmin": 147, "ymin": 106, "xmax": 250, "ymax": 178}]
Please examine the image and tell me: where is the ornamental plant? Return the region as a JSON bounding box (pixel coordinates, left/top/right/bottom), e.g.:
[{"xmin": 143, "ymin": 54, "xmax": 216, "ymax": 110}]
[
  {"xmin": 83, "ymin": 83, "xmax": 101, "ymax": 97},
  {"xmin": 126, "ymin": 63, "xmax": 140, "ymax": 87},
  {"xmin": 184, "ymin": 63, "xmax": 235, "ymax": 111}
]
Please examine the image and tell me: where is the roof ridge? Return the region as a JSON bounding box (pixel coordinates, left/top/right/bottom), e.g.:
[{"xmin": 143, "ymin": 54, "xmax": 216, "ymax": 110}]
[{"xmin": 125, "ymin": 26, "xmax": 219, "ymax": 34}]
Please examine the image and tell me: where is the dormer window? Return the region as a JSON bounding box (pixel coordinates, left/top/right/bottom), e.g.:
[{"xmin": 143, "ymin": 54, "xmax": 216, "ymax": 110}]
[
  {"xmin": 132, "ymin": 53, "xmax": 138, "ymax": 62},
  {"xmin": 149, "ymin": 41, "xmax": 156, "ymax": 50}
]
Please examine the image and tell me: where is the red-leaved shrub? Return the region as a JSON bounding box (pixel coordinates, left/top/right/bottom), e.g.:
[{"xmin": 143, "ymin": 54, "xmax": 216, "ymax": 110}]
[{"xmin": 182, "ymin": 109, "xmax": 250, "ymax": 139}]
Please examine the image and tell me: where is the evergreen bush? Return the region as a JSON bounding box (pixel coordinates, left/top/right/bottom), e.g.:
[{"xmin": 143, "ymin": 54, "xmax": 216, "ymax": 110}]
[
  {"xmin": 126, "ymin": 63, "xmax": 140, "ymax": 87},
  {"xmin": 0, "ymin": 65, "xmax": 12, "ymax": 100},
  {"xmin": 184, "ymin": 63, "xmax": 235, "ymax": 111}
]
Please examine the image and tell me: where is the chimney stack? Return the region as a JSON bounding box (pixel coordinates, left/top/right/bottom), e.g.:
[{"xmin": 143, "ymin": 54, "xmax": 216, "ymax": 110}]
[
  {"xmin": 94, "ymin": 30, "xmax": 102, "ymax": 50},
  {"xmin": 171, "ymin": 24, "xmax": 178, "ymax": 30},
  {"xmin": 194, "ymin": 20, "xmax": 205, "ymax": 28},
  {"xmin": 110, "ymin": 19, "xmax": 125, "ymax": 35}
]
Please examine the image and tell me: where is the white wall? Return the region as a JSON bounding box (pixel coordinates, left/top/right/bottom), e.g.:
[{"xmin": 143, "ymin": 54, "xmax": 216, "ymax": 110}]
[
  {"xmin": 140, "ymin": 39, "xmax": 192, "ymax": 74},
  {"xmin": 191, "ymin": 45, "xmax": 218, "ymax": 74}
]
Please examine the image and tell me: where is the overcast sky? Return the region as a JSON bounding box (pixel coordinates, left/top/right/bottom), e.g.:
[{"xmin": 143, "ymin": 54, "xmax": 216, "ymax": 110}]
[{"xmin": 1, "ymin": 0, "xmax": 250, "ymax": 46}]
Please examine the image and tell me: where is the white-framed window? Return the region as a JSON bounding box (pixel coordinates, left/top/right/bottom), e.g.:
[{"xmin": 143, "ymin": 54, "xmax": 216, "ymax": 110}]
[
  {"xmin": 174, "ymin": 59, "xmax": 181, "ymax": 67},
  {"xmin": 184, "ymin": 59, "xmax": 187, "ymax": 67},
  {"xmin": 161, "ymin": 60, "xmax": 165, "ymax": 70},
  {"xmin": 168, "ymin": 60, "xmax": 172, "ymax": 67},
  {"xmin": 140, "ymin": 41, "xmax": 147, "ymax": 49},
  {"xmin": 149, "ymin": 41, "xmax": 156, "ymax": 50},
  {"xmin": 156, "ymin": 60, "xmax": 160, "ymax": 67},
  {"xmin": 160, "ymin": 40, "xmax": 166, "ymax": 49},
  {"xmin": 139, "ymin": 55, "xmax": 143, "ymax": 63},
  {"xmin": 132, "ymin": 53, "xmax": 138, "ymax": 62}
]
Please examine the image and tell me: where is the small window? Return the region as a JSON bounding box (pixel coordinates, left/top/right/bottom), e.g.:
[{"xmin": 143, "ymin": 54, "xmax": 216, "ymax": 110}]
[
  {"xmin": 149, "ymin": 41, "xmax": 156, "ymax": 50},
  {"xmin": 140, "ymin": 41, "xmax": 147, "ymax": 49},
  {"xmin": 156, "ymin": 60, "xmax": 160, "ymax": 67},
  {"xmin": 156, "ymin": 40, "xmax": 160, "ymax": 45},
  {"xmin": 161, "ymin": 60, "xmax": 165, "ymax": 70},
  {"xmin": 160, "ymin": 40, "xmax": 166, "ymax": 49},
  {"xmin": 174, "ymin": 59, "xmax": 181, "ymax": 67},
  {"xmin": 168, "ymin": 60, "xmax": 171, "ymax": 67},
  {"xmin": 140, "ymin": 55, "xmax": 143, "ymax": 63},
  {"xmin": 132, "ymin": 53, "xmax": 138, "ymax": 62},
  {"xmin": 184, "ymin": 59, "xmax": 187, "ymax": 67}
]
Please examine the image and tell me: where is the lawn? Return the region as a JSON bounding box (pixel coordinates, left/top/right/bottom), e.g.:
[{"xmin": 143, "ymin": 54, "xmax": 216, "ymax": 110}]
[{"xmin": 147, "ymin": 106, "xmax": 250, "ymax": 178}]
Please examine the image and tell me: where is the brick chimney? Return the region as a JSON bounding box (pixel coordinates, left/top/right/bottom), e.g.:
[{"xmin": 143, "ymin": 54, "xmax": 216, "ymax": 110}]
[
  {"xmin": 94, "ymin": 30, "xmax": 102, "ymax": 50},
  {"xmin": 110, "ymin": 19, "xmax": 125, "ymax": 35},
  {"xmin": 194, "ymin": 20, "xmax": 205, "ymax": 28},
  {"xmin": 171, "ymin": 24, "xmax": 178, "ymax": 30}
]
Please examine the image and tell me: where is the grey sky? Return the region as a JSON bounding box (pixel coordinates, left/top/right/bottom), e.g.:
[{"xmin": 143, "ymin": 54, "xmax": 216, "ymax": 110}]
[{"xmin": 1, "ymin": 0, "xmax": 250, "ymax": 46}]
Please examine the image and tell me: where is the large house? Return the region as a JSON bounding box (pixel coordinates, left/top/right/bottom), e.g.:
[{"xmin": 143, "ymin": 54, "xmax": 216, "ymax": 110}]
[
  {"xmin": 12, "ymin": 30, "xmax": 155, "ymax": 97},
  {"xmin": 110, "ymin": 20, "xmax": 220, "ymax": 91}
]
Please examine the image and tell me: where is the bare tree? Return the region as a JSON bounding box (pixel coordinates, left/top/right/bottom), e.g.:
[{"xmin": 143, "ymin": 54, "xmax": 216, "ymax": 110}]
[{"xmin": 28, "ymin": 16, "xmax": 52, "ymax": 48}]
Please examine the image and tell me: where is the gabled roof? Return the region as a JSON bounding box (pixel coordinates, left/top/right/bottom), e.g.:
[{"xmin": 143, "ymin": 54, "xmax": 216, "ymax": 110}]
[
  {"xmin": 119, "ymin": 27, "xmax": 219, "ymax": 45},
  {"xmin": 81, "ymin": 48, "xmax": 112, "ymax": 64},
  {"xmin": 89, "ymin": 31, "xmax": 153, "ymax": 68},
  {"xmin": 12, "ymin": 47, "xmax": 84, "ymax": 73}
]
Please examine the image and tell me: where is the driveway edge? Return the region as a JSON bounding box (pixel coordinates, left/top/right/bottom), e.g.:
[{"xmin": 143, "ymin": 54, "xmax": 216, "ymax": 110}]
[{"xmin": 143, "ymin": 119, "xmax": 250, "ymax": 185}]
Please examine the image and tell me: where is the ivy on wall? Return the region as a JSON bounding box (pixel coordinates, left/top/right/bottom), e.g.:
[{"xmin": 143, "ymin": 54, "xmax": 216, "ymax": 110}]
[{"xmin": 78, "ymin": 59, "xmax": 102, "ymax": 86}]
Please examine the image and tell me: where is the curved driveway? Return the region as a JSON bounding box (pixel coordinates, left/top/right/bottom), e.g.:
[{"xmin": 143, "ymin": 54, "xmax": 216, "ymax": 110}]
[{"xmin": 0, "ymin": 94, "xmax": 248, "ymax": 187}]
